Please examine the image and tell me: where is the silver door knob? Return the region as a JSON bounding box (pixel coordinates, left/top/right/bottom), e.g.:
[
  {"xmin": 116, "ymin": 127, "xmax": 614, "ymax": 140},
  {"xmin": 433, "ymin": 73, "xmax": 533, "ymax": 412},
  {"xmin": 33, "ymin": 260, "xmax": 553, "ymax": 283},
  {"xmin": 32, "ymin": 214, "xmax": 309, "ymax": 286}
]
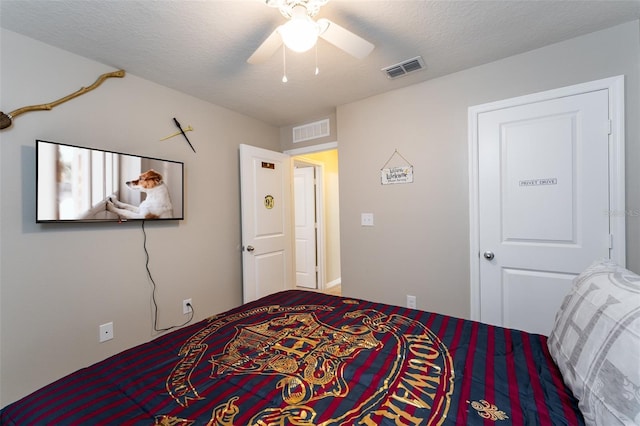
[
  {"xmin": 246, "ymin": 245, "xmax": 255, "ymax": 253},
  {"xmin": 483, "ymin": 251, "xmax": 495, "ymax": 260}
]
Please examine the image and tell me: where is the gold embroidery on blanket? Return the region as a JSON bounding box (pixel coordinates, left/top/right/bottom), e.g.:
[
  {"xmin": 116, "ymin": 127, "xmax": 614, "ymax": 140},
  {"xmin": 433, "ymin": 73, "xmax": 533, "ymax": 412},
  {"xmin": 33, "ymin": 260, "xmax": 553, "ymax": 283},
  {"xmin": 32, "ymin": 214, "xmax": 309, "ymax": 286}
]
[
  {"xmin": 166, "ymin": 343, "xmax": 206, "ymax": 407},
  {"xmin": 469, "ymin": 399, "xmax": 509, "ymax": 421},
  {"xmin": 356, "ymin": 313, "xmax": 455, "ymax": 426},
  {"xmin": 167, "ymin": 305, "xmax": 333, "ymax": 406},
  {"xmin": 208, "ymin": 396, "xmax": 239, "ymax": 425},
  {"xmin": 249, "ymin": 405, "xmax": 316, "ymax": 425},
  {"xmin": 209, "ymin": 313, "xmax": 380, "ymax": 405},
  {"xmin": 154, "ymin": 415, "xmax": 194, "ymax": 425},
  {"xmin": 168, "ymin": 305, "xmax": 454, "ymax": 425}
]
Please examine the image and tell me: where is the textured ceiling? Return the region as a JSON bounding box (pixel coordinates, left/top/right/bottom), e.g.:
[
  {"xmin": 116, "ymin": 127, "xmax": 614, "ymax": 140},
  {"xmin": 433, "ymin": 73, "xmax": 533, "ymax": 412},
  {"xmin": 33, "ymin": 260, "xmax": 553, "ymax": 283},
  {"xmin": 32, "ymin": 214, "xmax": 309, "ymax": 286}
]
[{"xmin": 1, "ymin": 0, "xmax": 639, "ymax": 127}]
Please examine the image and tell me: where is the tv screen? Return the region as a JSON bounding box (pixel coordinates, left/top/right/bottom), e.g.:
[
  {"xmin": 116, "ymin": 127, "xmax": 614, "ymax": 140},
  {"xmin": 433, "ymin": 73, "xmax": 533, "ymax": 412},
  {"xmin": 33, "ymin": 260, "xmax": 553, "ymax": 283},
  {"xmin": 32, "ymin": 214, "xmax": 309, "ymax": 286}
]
[{"xmin": 36, "ymin": 140, "xmax": 184, "ymax": 223}]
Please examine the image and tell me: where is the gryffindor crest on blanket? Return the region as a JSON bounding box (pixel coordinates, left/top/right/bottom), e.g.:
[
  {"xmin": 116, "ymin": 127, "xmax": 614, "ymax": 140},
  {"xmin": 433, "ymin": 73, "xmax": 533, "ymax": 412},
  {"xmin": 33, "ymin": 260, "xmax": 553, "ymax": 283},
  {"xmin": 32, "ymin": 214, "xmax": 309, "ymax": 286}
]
[
  {"xmin": 210, "ymin": 312, "xmax": 380, "ymax": 405},
  {"xmin": 165, "ymin": 303, "xmax": 455, "ymax": 425}
]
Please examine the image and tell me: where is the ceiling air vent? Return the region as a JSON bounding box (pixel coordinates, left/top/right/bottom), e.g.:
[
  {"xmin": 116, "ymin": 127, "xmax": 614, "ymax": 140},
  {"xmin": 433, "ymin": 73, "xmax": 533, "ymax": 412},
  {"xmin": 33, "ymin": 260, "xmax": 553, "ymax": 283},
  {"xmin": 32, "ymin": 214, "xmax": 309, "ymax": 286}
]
[
  {"xmin": 381, "ymin": 56, "xmax": 426, "ymax": 79},
  {"xmin": 293, "ymin": 118, "xmax": 330, "ymax": 143}
]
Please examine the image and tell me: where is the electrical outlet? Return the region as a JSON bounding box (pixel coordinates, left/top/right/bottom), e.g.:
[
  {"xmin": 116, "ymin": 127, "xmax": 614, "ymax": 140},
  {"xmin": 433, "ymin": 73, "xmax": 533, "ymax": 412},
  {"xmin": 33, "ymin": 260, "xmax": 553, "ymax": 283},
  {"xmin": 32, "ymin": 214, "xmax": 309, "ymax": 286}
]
[
  {"xmin": 406, "ymin": 295, "xmax": 417, "ymax": 309},
  {"xmin": 183, "ymin": 298, "xmax": 193, "ymax": 315},
  {"xmin": 361, "ymin": 213, "xmax": 374, "ymax": 226},
  {"xmin": 99, "ymin": 322, "xmax": 114, "ymax": 342}
]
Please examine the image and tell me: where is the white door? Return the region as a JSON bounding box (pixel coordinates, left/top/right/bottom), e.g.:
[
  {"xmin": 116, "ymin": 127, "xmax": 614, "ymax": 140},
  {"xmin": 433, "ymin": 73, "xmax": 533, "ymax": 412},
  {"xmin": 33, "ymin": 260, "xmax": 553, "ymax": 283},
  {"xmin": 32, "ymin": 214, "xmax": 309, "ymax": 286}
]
[
  {"xmin": 240, "ymin": 144, "xmax": 293, "ymax": 304},
  {"xmin": 470, "ymin": 77, "xmax": 625, "ymax": 335},
  {"xmin": 294, "ymin": 166, "xmax": 317, "ymax": 289}
]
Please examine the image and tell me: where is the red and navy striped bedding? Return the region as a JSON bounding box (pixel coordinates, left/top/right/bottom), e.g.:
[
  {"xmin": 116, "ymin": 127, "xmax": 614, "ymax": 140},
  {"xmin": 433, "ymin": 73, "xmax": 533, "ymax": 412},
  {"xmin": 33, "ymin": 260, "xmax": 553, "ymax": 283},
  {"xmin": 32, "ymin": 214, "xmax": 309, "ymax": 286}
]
[{"xmin": 0, "ymin": 290, "xmax": 583, "ymax": 425}]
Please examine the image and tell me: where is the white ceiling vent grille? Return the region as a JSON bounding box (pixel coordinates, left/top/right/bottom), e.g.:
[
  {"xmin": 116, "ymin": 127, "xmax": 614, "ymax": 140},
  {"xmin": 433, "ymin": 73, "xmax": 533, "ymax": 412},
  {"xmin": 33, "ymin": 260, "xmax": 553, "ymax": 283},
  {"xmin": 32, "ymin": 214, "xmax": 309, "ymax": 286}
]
[
  {"xmin": 381, "ymin": 56, "xmax": 426, "ymax": 79},
  {"xmin": 293, "ymin": 118, "xmax": 330, "ymax": 143}
]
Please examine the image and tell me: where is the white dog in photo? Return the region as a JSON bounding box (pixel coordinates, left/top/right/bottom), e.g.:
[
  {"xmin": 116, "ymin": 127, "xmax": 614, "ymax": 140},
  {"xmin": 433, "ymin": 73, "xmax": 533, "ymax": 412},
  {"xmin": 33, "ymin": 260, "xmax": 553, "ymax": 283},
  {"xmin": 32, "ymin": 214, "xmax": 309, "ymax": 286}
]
[{"xmin": 107, "ymin": 169, "xmax": 173, "ymax": 219}]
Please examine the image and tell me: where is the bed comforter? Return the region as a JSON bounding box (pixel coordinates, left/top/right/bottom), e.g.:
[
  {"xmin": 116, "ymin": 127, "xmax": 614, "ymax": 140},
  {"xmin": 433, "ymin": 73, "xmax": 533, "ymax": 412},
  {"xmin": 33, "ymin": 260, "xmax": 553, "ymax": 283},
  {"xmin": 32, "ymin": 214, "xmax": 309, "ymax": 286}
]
[{"xmin": 0, "ymin": 290, "xmax": 583, "ymax": 425}]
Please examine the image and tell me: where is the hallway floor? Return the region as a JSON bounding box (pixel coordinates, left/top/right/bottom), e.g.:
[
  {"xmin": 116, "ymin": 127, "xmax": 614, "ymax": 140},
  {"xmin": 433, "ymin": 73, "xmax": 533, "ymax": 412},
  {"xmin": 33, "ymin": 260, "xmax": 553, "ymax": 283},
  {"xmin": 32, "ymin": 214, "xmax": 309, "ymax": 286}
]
[
  {"xmin": 296, "ymin": 284, "xmax": 342, "ymax": 297},
  {"xmin": 323, "ymin": 284, "xmax": 341, "ymax": 296}
]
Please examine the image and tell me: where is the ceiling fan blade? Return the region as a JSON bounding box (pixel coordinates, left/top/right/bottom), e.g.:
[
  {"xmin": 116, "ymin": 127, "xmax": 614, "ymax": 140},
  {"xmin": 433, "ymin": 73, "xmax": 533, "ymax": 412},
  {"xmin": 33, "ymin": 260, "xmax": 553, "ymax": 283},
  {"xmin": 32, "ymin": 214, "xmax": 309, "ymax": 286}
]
[
  {"xmin": 317, "ymin": 18, "xmax": 374, "ymax": 59},
  {"xmin": 247, "ymin": 28, "xmax": 283, "ymax": 64}
]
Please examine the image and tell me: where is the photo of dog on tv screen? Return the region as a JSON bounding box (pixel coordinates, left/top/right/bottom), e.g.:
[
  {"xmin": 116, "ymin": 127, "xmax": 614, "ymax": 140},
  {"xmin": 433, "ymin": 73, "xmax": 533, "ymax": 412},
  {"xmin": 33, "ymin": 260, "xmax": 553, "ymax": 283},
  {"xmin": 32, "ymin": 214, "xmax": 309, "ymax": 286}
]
[
  {"xmin": 36, "ymin": 140, "xmax": 184, "ymax": 222},
  {"xmin": 106, "ymin": 169, "xmax": 173, "ymax": 219}
]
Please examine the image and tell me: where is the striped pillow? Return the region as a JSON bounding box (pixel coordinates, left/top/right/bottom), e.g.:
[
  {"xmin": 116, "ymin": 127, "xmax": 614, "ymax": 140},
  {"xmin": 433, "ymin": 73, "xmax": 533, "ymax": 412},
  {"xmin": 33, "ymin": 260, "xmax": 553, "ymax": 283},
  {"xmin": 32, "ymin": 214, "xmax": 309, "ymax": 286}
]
[{"xmin": 547, "ymin": 260, "xmax": 640, "ymax": 426}]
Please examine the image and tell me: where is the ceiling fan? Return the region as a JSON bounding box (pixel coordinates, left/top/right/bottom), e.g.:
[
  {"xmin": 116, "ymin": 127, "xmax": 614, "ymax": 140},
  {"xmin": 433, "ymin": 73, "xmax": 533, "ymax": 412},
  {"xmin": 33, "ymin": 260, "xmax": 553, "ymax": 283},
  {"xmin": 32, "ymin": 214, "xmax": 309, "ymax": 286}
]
[{"xmin": 247, "ymin": 0, "xmax": 374, "ymax": 64}]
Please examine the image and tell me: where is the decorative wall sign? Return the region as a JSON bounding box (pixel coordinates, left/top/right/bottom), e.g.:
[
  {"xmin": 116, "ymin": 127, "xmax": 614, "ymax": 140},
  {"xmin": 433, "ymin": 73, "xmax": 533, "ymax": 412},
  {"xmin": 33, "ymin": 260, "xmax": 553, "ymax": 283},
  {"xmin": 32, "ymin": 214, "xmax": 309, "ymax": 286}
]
[
  {"xmin": 381, "ymin": 166, "xmax": 414, "ymax": 184},
  {"xmin": 519, "ymin": 178, "xmax": 558, "ymax": 186},
  {"xmin": 381, "ymin": 149, "xmax": 414, "ymax": 185},
  {"xmin": 264, "ymin": 195, "xmax": 275, "ymax": 209}
]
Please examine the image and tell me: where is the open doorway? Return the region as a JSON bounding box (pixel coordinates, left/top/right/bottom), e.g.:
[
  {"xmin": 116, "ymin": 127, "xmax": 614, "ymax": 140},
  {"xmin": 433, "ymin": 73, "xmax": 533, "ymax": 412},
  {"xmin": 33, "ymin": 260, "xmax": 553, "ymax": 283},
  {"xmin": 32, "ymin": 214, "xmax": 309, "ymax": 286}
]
[{"xmin": 292, "ymin": 149, "xmax": 341, "ymax": 296}]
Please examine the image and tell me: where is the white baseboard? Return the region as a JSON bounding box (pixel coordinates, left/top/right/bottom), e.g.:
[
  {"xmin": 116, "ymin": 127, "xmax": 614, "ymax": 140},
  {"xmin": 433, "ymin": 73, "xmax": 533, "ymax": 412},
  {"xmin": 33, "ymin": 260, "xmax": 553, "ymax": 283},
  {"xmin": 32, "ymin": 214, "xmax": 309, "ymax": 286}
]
[{"xmin": 325, "ymin": 278, "xmax": 342, "ymax": 288}]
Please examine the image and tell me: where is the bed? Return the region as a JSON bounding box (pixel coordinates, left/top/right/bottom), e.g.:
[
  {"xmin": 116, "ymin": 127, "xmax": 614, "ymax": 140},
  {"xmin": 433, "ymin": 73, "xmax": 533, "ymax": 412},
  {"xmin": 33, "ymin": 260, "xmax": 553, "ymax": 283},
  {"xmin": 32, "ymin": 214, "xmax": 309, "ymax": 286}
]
[{"xmin": 1, "ymin": 260, "xmax": 638, "ymax": 425}]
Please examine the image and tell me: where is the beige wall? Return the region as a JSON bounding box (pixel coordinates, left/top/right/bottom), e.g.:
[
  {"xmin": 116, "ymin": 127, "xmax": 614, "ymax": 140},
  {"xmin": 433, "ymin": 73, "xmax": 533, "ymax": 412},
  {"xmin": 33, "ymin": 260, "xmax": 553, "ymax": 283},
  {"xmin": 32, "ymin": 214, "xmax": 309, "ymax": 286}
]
[
  {"xmin": 337, "ymin": 21, "xmax": 640, "ymax": 317},
  {"xmin": 295, "ymin": 150, "xmax": 341, "ymax": 286},
  {"xmin": 0, "ymin": 29, "xmax": 280, "ymax": 406}
]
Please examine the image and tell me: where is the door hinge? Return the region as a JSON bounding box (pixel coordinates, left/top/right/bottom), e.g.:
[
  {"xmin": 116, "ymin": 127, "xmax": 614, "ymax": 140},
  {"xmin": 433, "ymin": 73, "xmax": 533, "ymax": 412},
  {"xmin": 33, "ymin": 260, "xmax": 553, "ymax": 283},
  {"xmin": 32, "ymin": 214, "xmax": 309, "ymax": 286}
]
[
  {"xmin": 607, "ymin": 119, "xmax": 612, "ymax": 135},
  {"xmin": 609, "ymin": 234, "xmax": 613, "ymax": 249}
]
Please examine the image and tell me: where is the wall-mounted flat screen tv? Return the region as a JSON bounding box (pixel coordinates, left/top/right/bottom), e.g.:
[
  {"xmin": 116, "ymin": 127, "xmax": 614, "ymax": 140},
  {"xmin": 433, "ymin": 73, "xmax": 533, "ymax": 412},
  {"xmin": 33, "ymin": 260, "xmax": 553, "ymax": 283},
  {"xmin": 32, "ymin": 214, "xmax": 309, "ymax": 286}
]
[{"xmin": 36, "ymin": 139, "xmax": 184, "ymax": 223}]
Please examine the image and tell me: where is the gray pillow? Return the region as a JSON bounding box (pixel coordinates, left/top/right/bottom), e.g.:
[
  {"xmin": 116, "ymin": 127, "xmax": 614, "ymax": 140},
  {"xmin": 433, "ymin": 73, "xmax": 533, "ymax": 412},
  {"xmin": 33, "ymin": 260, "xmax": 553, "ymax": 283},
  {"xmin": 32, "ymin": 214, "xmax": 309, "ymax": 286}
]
[{"xmin": 547, "ymin": 259, "xmax": 640, "ymax": 425}]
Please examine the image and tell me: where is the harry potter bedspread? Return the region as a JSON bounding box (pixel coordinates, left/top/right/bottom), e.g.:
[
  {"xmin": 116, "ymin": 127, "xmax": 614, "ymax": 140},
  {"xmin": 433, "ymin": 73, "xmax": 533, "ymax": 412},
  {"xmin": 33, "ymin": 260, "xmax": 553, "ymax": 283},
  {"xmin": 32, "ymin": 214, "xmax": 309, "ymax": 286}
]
[{"xmin": 0, "ymin": 290, "xmax": 583, "ymax": 425}]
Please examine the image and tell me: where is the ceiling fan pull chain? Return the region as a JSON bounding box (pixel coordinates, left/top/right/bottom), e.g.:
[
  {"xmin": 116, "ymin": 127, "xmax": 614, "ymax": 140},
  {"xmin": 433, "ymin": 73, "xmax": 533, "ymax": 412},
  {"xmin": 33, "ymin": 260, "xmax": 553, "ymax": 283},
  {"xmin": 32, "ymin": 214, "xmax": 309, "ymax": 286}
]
[
  {"xmin": 315, "ymin": 44, "xmax": 319, "ymax": 76},
  {"xmin": 282, "ymin": 45, "xmax": 288, "ymax": 83}
]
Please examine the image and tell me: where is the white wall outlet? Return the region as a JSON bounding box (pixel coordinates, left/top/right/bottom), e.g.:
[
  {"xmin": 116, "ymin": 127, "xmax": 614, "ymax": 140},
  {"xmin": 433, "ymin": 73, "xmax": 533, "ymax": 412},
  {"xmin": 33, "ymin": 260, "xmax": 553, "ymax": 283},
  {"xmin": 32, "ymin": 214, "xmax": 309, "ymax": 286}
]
[
  {"xmin": 99, "ymin": 322, "xmax": 114, "ymax": 342},
  {"xmin": 183, "ymin": 298, "xmax": 193, "ymax": 315},
  {"xmin": 406, "ymin": 295, "xmax": 417, "ymax": 309},
  {"xmin": 361, "ymin": 213, "xmax": 374, "ymax": 226}
]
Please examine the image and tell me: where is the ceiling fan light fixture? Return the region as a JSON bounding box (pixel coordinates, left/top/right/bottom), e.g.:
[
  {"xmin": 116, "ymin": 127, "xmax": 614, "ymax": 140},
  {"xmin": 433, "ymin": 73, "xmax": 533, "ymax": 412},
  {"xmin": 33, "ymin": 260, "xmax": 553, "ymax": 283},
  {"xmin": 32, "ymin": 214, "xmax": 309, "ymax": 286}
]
[
  {"xmin": 267, "ymin": 0, "xmax": 330, "ymax": 18},
  {"xmin": 249, "ymin": 0, "xmax": 374, "ymax": 65},
  {"xmin": 277, "ymin": 5, "xmax": 319, "ymax": 53}
]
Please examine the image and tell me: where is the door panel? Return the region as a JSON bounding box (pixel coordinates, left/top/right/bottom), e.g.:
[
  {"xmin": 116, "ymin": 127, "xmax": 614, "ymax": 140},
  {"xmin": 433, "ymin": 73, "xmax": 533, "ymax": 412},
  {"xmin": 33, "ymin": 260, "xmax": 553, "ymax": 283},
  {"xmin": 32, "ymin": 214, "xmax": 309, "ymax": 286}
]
[
  {"xmin": 477, "ymin": 89, "xmax": 611, "ymax": 335},
  {"xmin": 294, "ymin": 166, "xmax": 317, "ymax": 288},
  {"xmin": 501, "ymin": 114, "xmax": 576, "ymax": 243},
  {"xmin": 254, "ymin": 251, "xmax": 287, "ymax": 300},
  {"xmin": 255, "ymin": 164, "xmax": 285, "ymax": 235},
  {"xmin": 501, "ymin": 268, "xmax": 575, "ymax": 333},
  {"xmin": 240, "ymin": 144, "xmax": 293, "ymax": 304}
]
